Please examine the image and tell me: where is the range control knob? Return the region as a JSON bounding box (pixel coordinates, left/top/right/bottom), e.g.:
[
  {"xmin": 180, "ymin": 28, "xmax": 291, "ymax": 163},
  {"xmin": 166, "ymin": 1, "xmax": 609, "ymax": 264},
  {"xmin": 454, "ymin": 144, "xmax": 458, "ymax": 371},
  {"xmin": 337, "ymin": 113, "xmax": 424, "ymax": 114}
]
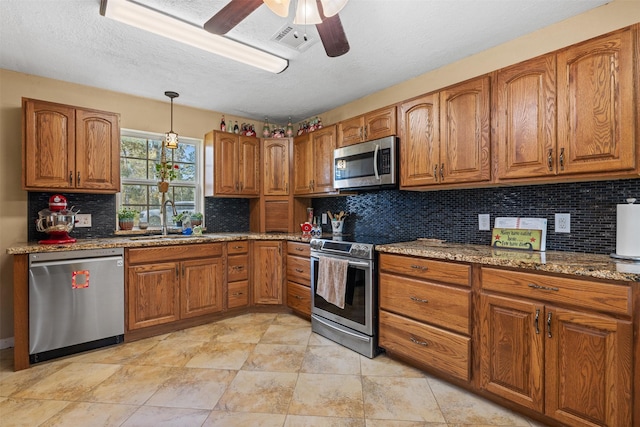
[{"xmin": 350, "ymin": 244, "xmax": 371, "ymax": 258}]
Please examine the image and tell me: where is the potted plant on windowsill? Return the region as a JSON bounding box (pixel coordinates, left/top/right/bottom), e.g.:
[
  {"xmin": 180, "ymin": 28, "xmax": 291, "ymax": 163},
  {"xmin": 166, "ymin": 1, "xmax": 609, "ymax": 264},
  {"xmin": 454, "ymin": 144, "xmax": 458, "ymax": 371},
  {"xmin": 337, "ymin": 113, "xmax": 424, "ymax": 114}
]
[
  {"xmin": 172, "ymin": 212, "xmax": 187, "ymax": 228},
  {"xmin": 117, "ymin": 207, "xmax": 138, "ymax": 231},
  {"xmin": 155, "ymin": 162, "xmax": 179, "ymax": 192},
  {"xmin": 191, "ymin": 212, "xmax": 203, "ymax": 227}
]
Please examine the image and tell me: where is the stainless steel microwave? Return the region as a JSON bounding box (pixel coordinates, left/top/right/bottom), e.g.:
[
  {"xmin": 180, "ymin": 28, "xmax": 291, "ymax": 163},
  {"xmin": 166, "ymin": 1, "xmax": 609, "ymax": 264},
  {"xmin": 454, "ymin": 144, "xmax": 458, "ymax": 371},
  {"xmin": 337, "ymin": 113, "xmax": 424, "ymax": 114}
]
[{"xmin": 333, "ymin": 136, "xmax": 397, "ymax": 190}]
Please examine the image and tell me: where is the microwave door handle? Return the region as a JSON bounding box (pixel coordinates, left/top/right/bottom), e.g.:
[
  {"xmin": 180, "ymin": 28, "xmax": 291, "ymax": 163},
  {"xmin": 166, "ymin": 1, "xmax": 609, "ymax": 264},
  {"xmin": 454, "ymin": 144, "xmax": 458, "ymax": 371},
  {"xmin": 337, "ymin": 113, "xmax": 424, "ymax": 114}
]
[{"xmin": 373, "ymin": 144, "xmax": 380, "ymax": 180}]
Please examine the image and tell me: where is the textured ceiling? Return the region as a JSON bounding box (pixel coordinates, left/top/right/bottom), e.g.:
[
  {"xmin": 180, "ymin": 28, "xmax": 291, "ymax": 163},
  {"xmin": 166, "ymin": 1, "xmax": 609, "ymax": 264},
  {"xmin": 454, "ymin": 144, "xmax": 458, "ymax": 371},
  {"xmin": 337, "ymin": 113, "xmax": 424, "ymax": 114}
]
[{"xmin": 1, "ymin": 0, "xmax": 610, "ymax": 124}]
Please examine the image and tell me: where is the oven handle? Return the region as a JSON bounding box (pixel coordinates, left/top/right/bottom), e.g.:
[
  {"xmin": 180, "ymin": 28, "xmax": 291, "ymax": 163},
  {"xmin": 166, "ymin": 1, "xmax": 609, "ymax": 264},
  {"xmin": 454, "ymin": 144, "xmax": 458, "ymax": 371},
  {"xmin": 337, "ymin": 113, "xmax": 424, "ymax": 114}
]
[
  {"xmin": 313, "ymin": 316, "xmax": 371, "ymax": 342},
  {"xmin": 311, "ymin": 256, "xmax": 371, "ymax": 268}
]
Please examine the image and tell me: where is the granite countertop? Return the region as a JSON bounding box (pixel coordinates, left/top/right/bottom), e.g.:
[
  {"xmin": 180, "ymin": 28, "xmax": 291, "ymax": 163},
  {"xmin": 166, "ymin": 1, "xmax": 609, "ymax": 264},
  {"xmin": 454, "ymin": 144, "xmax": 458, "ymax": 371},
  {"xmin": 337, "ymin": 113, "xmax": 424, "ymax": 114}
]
[
  {"xmin": 5, "ymin": 232, "xmax": 310, "ymax": 255},
  {"xmin": 375, "ymin": 239, "xmax": 640, "ymax": 283}
]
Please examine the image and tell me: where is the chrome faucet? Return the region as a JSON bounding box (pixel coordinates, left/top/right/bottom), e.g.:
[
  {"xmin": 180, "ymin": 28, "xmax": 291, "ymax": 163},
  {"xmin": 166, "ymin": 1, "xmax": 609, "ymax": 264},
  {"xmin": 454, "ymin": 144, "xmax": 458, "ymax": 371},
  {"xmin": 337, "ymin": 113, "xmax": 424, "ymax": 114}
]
[{"xmin": 161, "ymin": 199, "xmax": 178, "ymax": 236}]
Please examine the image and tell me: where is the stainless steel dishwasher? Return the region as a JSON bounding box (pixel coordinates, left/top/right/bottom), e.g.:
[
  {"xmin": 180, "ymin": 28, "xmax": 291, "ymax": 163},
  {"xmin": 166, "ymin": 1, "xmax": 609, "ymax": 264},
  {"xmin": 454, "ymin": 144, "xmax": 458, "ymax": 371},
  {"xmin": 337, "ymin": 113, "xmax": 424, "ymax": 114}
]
[{"xmin": 28, "ymin": 248, "xmax": 125, "ymax": 363}]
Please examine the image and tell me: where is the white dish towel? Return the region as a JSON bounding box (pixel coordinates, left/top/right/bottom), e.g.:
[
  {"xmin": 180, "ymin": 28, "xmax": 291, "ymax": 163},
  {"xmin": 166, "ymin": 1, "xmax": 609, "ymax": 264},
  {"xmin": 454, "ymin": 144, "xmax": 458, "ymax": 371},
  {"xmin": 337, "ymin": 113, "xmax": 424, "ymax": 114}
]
[{"xmin": 316, "ymin": 256, "xmax": 349, "ymax": 309}]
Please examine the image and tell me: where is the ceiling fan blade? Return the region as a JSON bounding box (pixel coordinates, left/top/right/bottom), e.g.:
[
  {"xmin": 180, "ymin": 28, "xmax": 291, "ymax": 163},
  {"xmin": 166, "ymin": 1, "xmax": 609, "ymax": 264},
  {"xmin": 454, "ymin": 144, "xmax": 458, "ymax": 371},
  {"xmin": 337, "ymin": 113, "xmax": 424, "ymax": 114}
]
[
  {"xmin": 203, "ymin": 0, "xmax": 264, "ymax": 35},
  {"xmin": 315, "ymin": 4, "xmax": 350, "ymax": 57}
]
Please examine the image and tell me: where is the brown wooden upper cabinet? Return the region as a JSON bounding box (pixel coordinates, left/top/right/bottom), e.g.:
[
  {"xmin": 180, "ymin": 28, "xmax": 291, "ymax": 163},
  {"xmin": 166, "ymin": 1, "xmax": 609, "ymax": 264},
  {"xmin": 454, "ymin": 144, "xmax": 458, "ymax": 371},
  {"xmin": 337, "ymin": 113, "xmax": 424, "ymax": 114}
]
[
  {"xmin": 293, "ymin": 125, "xmax": 337, "ymax": 195},
  {"xmin": 400, "ymin": 76, "xmax": 491, "ymax": 188},
  {"xmin": 204, "ymin": 130, "xmax": 259, "ymax": 197},
  {"xmin": 495, "ymin": 27, "xmax": 637, "ymax": 181},
  {"xmin": 262, "ymin": 138, "xmax": 290, "ymax": 196},
  {"xmin": 22, "ymin": 98, "xmax": 121, "ymax": 193},
  {"xmin": 337, "ymin": 105, "xmax": 397, "ymax": 147}
]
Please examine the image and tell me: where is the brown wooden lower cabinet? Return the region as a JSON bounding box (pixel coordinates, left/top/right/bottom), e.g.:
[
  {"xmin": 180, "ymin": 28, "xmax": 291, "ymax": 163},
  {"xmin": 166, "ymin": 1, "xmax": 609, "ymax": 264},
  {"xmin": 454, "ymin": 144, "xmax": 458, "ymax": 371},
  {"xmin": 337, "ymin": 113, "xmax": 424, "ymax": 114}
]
[
  {"xmin": 286, "ymin": 241, "xmax": 311, "ymax": 317},
  {"xmin": 252, "ymin": 240, "xmax": 284, "ymax": 305},
  {"xmin": 227, "ymin": 241, "xmax": 250, "ymax": 309},
  {"xmin": 480, "ymin": 267, "xmax": 633, "ymax": 427}
]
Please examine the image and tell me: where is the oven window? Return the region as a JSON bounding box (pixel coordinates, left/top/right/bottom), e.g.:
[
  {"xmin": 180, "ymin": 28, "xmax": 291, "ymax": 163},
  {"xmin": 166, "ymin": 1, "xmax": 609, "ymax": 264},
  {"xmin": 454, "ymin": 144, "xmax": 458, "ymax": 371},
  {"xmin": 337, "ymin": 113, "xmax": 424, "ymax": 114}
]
[{"xmin": 313, "ymin": 264, "xmax": 367, "ymax": 326}]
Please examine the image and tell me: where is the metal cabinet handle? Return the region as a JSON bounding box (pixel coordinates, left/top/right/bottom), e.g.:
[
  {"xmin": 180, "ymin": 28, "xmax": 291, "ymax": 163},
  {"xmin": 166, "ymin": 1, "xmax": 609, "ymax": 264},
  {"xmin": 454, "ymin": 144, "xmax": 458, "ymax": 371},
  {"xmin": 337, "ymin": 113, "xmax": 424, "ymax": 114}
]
[
  {"xmin": 77, "ymin": 171, "xmax": 81, "ymax": 186},
  {"xmin": 69, "ymin": 171, "xmax": 73, "ymax": 186},
  {"xmin": 559, "ymin": 148, "xmax": 565, "ymax": 171},
  {"xmin": 528, "ymin": 283, "xmax": 559, "ymax": 292},
  {"xmin": 295, "ymin": 268, "xmax": 304, "ymax": 273},
  {"xmin": 410, "ymin": 265, "xmax": 428, "ymax": 271},
  {"xmin": 294, "ymin": 295, "xmax": 304, "ymax": 300},
  {"xmin": 439, "ymin": 163, "xmax": 444, "ymax": 180},
  {"xmin": 534, "ymin": 308, "xmax": 540, "ymax": 334},
  {"xmin": 547, "ymin": 149, "xmax": 553, "ymax": 171},
  {"xmin": 232, "ymin": 245, "xmax": 244, "ymax": 249},
  {"xmin": 410, "ymin": 296, "xmax": 428, "ymax": 303},
  {"xmin": 410, "ymin": 336, "xmax": 428, "ymax": 346},
  {"xmin": 231, "ymin": 292, "xmax": 244, "ymax": 296},
  {"xmin": 295, "ymin": 247, "xmax": 304, "ymax": 251},
  {"xmin": 546, "ymin": 311, "xmax": 552, "ymax": 338},
  {"xmin": 433, "ymin": 165, "xmax": 438, "ymax": 181}
]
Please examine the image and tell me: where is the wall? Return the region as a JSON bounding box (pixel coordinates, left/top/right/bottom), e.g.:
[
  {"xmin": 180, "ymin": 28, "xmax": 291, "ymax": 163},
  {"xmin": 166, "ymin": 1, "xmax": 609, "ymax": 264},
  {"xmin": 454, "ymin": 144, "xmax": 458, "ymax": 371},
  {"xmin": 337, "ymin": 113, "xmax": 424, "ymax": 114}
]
[{"xmin": 1, "ymin": 1, "xmax": 638, "ymax": 344}]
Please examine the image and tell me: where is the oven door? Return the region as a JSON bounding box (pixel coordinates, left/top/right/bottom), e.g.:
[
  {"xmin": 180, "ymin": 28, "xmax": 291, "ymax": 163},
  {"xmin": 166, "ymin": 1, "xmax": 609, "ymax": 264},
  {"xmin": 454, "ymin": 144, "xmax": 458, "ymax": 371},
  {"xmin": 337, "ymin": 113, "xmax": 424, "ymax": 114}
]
[{"xmin": 310, "ymin": 253, "xmax": 375, "ymax": 336}]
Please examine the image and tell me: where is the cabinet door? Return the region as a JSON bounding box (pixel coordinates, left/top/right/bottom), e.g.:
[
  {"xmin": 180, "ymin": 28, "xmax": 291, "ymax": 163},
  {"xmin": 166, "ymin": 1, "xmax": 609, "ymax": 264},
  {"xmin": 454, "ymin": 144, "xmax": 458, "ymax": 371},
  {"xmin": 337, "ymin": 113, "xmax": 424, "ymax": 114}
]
[
  {"xmin": 311, "ymin": 125, "xmax": 336, "ymax": 194},
  {"xmin": 399, "ymin": 93, "xmax": 440, "ymax": 187},
  {"xmin": 252, "ymin": 241, "xmax": 283, "ymax": 304},
  {"xmin": 263, "ymin": 138, "xmax": 290, "ymax": 195},
  {"xmin": 180, "ymin": 258, "xmax": 224, "ymax": 318},
  {"xmin": 545, "ymin": 307, "xmax": 632, "ymax": 427},
  {"xmin": 293, "ymin": 134, "xmax": 313, "ymax": 194},
  {"xmin": 238, "ymin": 136, "xmax": 259, "ymax": 195},
  {"xmin": 365, "ymin": 106, "xmax": 397, "ymax": 141},
  {"xmin": 214, "ymin": 132, "xmax": 239, "ymax": 194},
  {"xmin": 75, "ymin": 109, "xmax": 120, "ymax": 191},
  {"xmin": 337, "ymin": 115, "xmax": 364, "ymax": 147},
  {"xmin": 480, "ymin": 293, "xmax": 544, "ymax": 412},
  {"xmin": 440, "ymin": 76, "xmax": 491, "ymax": 184},
  {"xmin": 495, "ymin": 55, "xmax": 557, "ymax": 180},
  {"xmin": 23, "ymin": 99, "xmax": 75, "ymax": 190},
  {"xmin": 127, "ymin": 262, "xmax": 180, "ymax": 330},
  {"xmin": 557, "ymin": 28, "xmax": 635, "ymax": 175}
]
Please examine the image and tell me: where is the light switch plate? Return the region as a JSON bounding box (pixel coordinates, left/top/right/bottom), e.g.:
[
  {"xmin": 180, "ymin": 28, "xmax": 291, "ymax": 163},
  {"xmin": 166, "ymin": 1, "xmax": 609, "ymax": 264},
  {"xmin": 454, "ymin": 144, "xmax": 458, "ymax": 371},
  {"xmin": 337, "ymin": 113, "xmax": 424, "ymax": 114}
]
[
  {"xmin": 76, "ymin": 213, "xmax": 92, "ymax": 227},
  {"xmin": 555, "ymin": 213, "xmax": 570, "ymax": 233},
  {"xmin": 321, "ymin": 213, "xmax": 327, "ymax": 224},
  {"xmin": 478, "ymin": 214, "xmax": 490, "ymax": 231}
]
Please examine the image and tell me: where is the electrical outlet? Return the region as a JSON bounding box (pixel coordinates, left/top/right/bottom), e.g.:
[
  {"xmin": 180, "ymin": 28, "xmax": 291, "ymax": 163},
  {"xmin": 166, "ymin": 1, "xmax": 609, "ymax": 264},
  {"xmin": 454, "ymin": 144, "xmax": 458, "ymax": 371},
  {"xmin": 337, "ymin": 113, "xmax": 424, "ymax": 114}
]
[
  {"xmin": 555, "ymin": 213, "xmax": 570, "ymax": 233},
  {"xmin": 478, "ymin": 214, "xmax": 490, "ymax": 231},
  {"xmin": 321, "ymin": 213, "xmax": 327, "ymax": 224},
  {"xmin": 76, "ymin": 213, "xmax": 92, "ymax": 227}
]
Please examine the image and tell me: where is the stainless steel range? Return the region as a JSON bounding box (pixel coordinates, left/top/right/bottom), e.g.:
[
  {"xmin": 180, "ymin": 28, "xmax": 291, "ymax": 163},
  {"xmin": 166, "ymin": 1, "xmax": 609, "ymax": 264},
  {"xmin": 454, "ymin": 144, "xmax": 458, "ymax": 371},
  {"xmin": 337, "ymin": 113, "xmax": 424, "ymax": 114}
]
[{"xmin": 310, "ymin": 235, "xmax": 393, "ymax": 358}]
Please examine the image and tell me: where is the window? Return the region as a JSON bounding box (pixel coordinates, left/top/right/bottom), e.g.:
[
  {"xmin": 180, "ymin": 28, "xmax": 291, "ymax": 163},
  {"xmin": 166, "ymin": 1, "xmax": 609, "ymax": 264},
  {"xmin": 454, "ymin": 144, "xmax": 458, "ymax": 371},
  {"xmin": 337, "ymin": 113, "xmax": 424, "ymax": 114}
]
[{"xmin": 119, "ymin": 129, "xmax": 202, "ymax": 227}]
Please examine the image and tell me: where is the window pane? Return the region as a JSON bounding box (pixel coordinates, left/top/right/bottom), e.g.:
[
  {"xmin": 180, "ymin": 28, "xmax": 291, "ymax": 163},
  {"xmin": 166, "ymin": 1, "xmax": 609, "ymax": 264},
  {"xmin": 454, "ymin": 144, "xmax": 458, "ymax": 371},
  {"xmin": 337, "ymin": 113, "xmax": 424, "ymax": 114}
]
[
  {"xmin": 121, "ymin": 184, "xmax": 148, "ymax": 206},
  {"xmin": 121, "ymin": 136, "xmax": 147, "ymax": 158},
  {"xmin": 175, "ymin": 163, "xmax": 196, "ymax": 182},
  {"xmin": 121, "ymin": 158, "xmax": 148, "ymax": 180},
  {"xmin": 174, "ymin": 143, "xmax": 196, "ymax": 163}
]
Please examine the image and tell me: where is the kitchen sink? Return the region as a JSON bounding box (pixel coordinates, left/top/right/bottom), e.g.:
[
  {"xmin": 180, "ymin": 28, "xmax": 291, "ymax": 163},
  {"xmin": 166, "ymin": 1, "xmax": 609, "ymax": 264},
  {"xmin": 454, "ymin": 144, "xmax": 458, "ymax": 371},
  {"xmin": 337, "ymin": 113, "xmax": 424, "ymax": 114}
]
[{"xmin": 129, "ymin": 234, "xmax": 203, "ymax": 241}]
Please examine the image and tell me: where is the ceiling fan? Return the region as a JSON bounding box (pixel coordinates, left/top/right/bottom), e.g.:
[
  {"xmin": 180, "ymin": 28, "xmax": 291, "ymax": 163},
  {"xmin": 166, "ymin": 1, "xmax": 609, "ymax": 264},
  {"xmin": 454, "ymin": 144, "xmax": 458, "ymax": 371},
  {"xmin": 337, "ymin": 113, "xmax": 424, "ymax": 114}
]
[{"xmin": 203, "ymin": 0, "xmax": 350, "ymax": 57}]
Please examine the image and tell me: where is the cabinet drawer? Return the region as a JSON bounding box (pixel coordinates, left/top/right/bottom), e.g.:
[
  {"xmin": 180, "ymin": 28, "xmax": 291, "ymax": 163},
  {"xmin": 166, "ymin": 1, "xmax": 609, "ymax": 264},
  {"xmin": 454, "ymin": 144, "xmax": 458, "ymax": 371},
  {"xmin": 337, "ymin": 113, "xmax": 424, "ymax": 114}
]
[
  {"xmin": 379, "ymin": 253, "xmax": 470, "ymax": 287},
  {"xmin": 287, "ymin": 242, "xmax": 310, "ymax": 257},
  {"xmin": 287, "ymin": 255, "xmax": 310, "ymax": 284},
  {"xmin": 228, "ymin": 281, "xmax": 249, "ymax": 309},
  {"xmin": 379, "ymin": 310, "xmax": 470, "ymax": 382},
  {"xmin": 287, "ymin": 281, "xmax": 311, "ymax": 316},
  {"xmin": 227, "ymin": 241, "xmax": 249, "ymax": 255},
  {"xmin": 228, "ymin": 254, "xmax": 249, "ymax": 282},
  {"xmin": 482, "ymin": 267, "xmax": 631, "ymax": 316},
  {"xmin": 380, "ymin": 272, "xmax": 470, "ymax": 334},
  {"xmin": 128, "ymin": 243, "xmax": 223, "ymax": 264}
]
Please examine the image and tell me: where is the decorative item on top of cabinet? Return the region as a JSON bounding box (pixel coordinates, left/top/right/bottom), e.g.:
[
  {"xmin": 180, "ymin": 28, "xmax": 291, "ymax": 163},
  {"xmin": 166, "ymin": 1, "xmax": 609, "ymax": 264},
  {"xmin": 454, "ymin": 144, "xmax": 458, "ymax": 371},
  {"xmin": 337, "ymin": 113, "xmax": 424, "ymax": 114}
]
[
  {"xmin": 22, "ymin": 98, "xmax": 121, "ymax": 193},
  {"xmin": 204, "ymin": 130, "xmax": 259, "ymax": 197},
  {"xmin": 293, "ymin": 124, "xmax": 337, "ymax": 195},
  {"xmin": 400, "ymin": 76, "xmax": 491, "ymax": 189},
  {"xmin": 378, "ymin": 253, "xmax": 472, "ymax": 382},
  {"xmin": 252, "ymin": 240, "xmax": 284, "ymax": 305},
  {"xmin": 337, "ymin": 105, "xmax": 397, "ymax": 147},
  {"xmin": 227, "ymin": 241, "xmax": 250, "ymax": 309},
  {"xmin": 286, "ymin": 242, "xmax": 311, "ymax": 317},
  {"xmin": 479, "ymin": 267, "xmax": 632, "ymax": 427}
]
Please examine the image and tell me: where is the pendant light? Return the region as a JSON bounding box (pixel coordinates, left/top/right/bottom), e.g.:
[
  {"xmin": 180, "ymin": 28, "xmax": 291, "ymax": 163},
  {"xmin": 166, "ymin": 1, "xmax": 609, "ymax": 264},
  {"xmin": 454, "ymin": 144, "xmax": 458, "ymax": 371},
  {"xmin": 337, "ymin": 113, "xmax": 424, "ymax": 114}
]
[{"xmin": 164, "ymin": 91, "xmax": 179, "ymax": 150}]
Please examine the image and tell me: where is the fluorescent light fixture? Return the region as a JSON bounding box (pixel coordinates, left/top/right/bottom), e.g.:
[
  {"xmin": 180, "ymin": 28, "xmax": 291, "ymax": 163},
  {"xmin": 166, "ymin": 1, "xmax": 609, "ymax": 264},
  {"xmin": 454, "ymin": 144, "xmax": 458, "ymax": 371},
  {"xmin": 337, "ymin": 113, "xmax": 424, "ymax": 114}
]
[{"xmin": 100, "ymin": 0, "xmax": 288, "ymax": 74}]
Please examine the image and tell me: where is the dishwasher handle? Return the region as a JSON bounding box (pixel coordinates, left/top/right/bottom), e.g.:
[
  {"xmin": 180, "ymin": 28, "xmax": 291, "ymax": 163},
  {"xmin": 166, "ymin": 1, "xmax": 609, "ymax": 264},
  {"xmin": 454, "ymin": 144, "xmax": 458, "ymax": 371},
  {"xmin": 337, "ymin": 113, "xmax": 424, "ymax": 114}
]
[{"xmin": 30, "ymin": 256, "xmax": 123, "ymax": 268}]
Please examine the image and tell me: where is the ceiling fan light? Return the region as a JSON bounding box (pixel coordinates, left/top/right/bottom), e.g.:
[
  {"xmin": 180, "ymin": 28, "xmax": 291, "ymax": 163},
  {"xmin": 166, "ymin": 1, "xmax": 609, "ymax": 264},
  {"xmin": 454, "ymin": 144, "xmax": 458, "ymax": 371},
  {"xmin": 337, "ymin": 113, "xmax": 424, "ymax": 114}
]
[
  {"xmin": 319, "ymin": 0, "xmax": 348, "ymax": 17},
  {"xmin": 263, "ymin": 0, "xmax": 291, "ymax": 17},
  {"xmin": 293, "ymin": 0, "xmax": 322, "ymax": 25}
]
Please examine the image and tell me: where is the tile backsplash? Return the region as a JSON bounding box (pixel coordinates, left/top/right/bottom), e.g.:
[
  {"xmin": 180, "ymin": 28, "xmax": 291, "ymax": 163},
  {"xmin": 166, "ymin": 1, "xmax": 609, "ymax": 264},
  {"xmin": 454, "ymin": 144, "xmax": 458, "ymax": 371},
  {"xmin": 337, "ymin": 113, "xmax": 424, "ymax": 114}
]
[
  {"xmin": 312, "ymin": 178, "xmax": 640, "ymax": 255},
  {"xmin": 28, "ymin": 178, "xmax": 640, "ymax": 254}
]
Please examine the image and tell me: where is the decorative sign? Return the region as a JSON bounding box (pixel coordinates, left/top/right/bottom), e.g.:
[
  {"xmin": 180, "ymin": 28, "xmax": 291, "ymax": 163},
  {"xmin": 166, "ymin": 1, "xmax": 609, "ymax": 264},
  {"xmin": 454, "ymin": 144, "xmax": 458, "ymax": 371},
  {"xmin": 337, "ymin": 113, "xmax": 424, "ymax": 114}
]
[
  {"xmin": 491, "ymin": 228, "xmax": 542, "ymax": 251},
  {"xmin": 72, "ymin": 270, "xmax": 90, "ymax": 289}
]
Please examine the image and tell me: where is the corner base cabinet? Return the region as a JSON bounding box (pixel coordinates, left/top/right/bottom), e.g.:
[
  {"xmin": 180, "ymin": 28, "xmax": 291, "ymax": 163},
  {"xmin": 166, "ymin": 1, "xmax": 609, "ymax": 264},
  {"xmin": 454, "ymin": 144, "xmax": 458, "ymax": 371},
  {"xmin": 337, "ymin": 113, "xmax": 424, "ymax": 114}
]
[{"xmin": 480, "ymin": 267, "xmax": 633, "ymax": 427}]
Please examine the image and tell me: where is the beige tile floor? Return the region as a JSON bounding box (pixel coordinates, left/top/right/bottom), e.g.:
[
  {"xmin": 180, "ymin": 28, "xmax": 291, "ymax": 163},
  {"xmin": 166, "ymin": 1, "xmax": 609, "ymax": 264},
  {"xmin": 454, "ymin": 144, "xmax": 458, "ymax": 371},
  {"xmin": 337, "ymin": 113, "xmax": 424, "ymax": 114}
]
[{"xmin": 0, "ymin": 313, "xmax": 548, "ymax": 427}]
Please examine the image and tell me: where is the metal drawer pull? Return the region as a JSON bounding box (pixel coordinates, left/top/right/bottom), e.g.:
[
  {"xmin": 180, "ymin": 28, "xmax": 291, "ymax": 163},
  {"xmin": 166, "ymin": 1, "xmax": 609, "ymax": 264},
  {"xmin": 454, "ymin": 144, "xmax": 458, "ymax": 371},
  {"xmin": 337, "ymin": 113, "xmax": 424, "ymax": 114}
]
[
  {"xmin": 410, "ymin": 265, "xmax": 428, "ymax": 271},
  {"xmin": 295, "ymin": 268, "xmax": 304, "ymax": 273},
  {"xmin": 547, "ymin": 312, "xmax": 552, "ymax": 338},
  {"xmin": 534, "ymin": 308, "xmax": 540, "ymax": 334},
  {"xmin": 410, "ymin": 336, "xmax": 428, "ymax": 346},
  {"xmin": 295, "ymin": 247, "xmax": 304, "ymax": 251},
  {"xmin": 528, "ymin": 283, "xmax": 559, "ymax": 292},
  {"xmin": 410, "ymin": 296, "xmax": 428, "ymax": 303},
  {"xmin": 232, "ymin": 245, "xmax": 244, "ymax": 249},
  {"xmin": 294, "ymin": 295, "xmax": 304, "ymax": 300},
  {"xmin": 231, "ymin": 292, "xmax": 244, "ymax": 296}
]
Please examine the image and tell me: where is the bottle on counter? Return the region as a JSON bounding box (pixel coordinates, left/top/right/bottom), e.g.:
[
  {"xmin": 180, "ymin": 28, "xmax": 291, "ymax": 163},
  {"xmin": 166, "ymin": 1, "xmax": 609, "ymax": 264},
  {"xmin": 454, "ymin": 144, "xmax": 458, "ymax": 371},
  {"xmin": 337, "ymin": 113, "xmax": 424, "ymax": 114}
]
[{"xmin": 220, "ymin": 115, "xmax": 226, "ymax": 132}]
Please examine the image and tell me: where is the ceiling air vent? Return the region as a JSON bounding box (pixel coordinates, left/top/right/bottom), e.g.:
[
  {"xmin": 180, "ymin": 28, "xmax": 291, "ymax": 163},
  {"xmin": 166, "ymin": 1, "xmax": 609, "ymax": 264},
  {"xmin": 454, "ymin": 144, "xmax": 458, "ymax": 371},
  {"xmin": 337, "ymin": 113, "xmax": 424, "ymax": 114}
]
[{"xmin": 271, "ymin": 24, "xmax": 316, "ymax": 52}]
